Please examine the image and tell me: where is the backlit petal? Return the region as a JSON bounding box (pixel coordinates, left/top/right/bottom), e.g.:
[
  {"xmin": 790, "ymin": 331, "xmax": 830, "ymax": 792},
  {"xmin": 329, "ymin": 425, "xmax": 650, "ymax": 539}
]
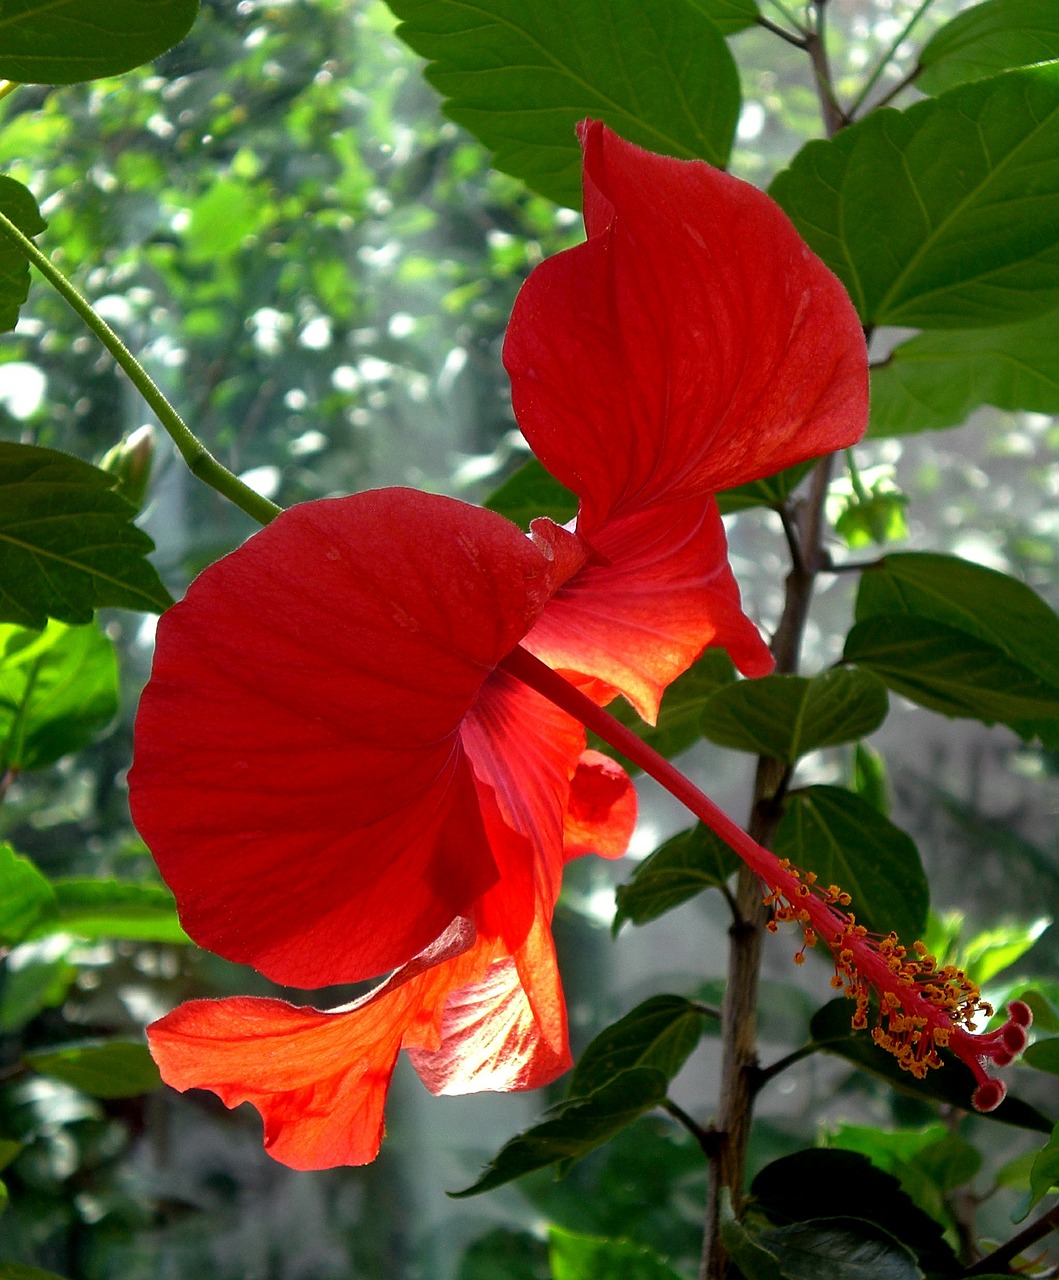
[
  {"xmin": 505, "ymin": 121, "xmax": 868, "ymax": 533},
  {"xmin": 131, "ymin": 489, "xmax": 581, "ymax": 988},
  {"xmin": 526, "ymin": 497, "xmax": 771, "ymax": 723},
  {"xmin": 563, "ymin": 750, "xmax": 637, "ymax": 860}
]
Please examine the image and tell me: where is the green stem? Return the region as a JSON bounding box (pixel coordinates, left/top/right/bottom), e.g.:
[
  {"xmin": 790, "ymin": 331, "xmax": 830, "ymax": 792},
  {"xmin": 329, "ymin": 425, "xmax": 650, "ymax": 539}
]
[
  {"xmin": 846, "ymin": 447, "xmax": 870, "ymax": 502},
  {"xmin": 847, "ymin": 0, "xmax": 935, "ymax": 118},
  {"xmin": 0, "ymin": 210, "xmax": 281, "ymax": 528},
  {"xmin": 757, "ymin": 14, "xmax": 808, "ymax": 48}
]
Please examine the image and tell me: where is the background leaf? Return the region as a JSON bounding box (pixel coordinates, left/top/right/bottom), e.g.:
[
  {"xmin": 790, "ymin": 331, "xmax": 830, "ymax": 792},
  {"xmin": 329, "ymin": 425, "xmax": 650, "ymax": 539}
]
[
  {"xmin": 0, "ymin": 843, "xmax": 55, "ymax": 945},
  {"xmin": 0, "ymin": 621, "xmax": 118, "ymax": 771},
  {"xmin": 548, "ymin": 1227, "xmax": 683, "ymax": 1280},
  {"xmin": 567, "ymin": 997, "xmax": 707, "ymax": 1098},
  {"xmin": 0, "ymin": 176, "xmax": 45, "ymax": 332},
  {"xmin": 23, "ymin": 1040, "xmax": 161, "ymax": 1099},
  {"xmin": 451, "ymin": 1068, "xmax": 668, "ymax": 1197},
  {"xmin": 386, "ymin": 0, "xmax": 741, "ymax": 207},
  {"xmin": 1024, "ymin": 1037, "xmax": 1059, "ymax": 1077},
  {"xmin": 0, "ymin": 0, "xmax": 199, "ymax": 85},
  {"xmin": 725, "ymin": 1216, "xmax": 924, "ymax": 1280},
  {"xmin": 774, "ymin": 785, "xmax": 928, "ymax": 941},
  {"xmin": 1028, "ymin": 1123, "xmax": 1059, "ymax": 1211},
  {"xmin": 868, "ymin": 310, "xmax": 1059, "ymax": 436},
  {"xmin": 485, "ymin": 458, "xmax": 577, "ymax": 531},
  {"xmin": 614, "ymin": 824, "xmax": 740, "ymax": 929},
  {"xmin": 918, "ymin": 0, "xmax": 1059, "ymax": 96},
  {"xmin": 39, "ymin": 879, "xmax": 189, "ymax": 944},
  {"xmin": 0, "ymin": 443, "xmax": 172, "ymax": 628},
  {"xmin": 770, "ymin": 63, "xmax": 1059, "ymax": 328},
  {"xmin": 714, "ymin": 461, "xmax": 815, "ymax": 515},
  {"xmin": 700, "ymin": 669, "xmax": 888, "ymax": 763}
]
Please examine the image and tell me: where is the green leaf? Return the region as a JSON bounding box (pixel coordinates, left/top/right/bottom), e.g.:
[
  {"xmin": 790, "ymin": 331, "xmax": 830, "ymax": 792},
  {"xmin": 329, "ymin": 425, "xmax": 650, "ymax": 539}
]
[
  {"xmin": 715, "ymin": 460, "xmax": 815, "ymax": 515},
  {"xmin": 614, "ymin": 823, "xmax": 739, "ymax": 929},
  {"xmin": 36, "ymin": 878, "xmax": 189, "ymax": 944},
  {"xmin": 701, "ymin": 670, "xmax": 888, "ymax": 763},
  {"xmin": 451, "ymin": 1068, "xmax": 668, "ymax": 1197},
  {"xmin": 959, "ymin": 917, "xmax": 1050, "ymax": 985},
  {"xmin": 844, "ymin": 617, "xmax": 1059, "ymax": 745},
  {"xmin": 869, "ymin": 311, "xmax": 1059, "ymax": 436},
  {"xmin": 0, "ymin": 937, "xmax": 76, "ymax": 1034},
  {"xmin": 0, "ymin": 176, "xmax": 45, "ymax": 332},
  {"xmin": 567, "ymin": 996, "xmax": 706, "ymax": 1098},
  {"xmin": 0, "ymin": 1267, "xmax": 76, "ymax": 1280},
  {"xmin": 23, "ymin": 1040, "xmax": 161, "ymax": 1098},
  {"xmin": 725, "ymin": 1216, "xmax": 924, "ymax": 1280},
  {"xmin": 0, "ymin": 0, "xmax": 199, "ymax": 85},
  {"xmin": 851, "ymin": 742, "xmax": 889, "ymax": 816},
  {"xmin": 0, "ymin": 1139, "xmax": 21, "ymax": 1174},
  {"xmin": 485, "ymin": 458, "xmax": 577, "ymax": 531},
  {"xmin": 770, "ymin": 63, "xmax": 1059, "ymax": 328},
  {"xmin": 387, "ymin": 0, "xmax": 741, "ymax": 207},
  {"xmin": 751, "ymin": 1150, "xmax": 956, "ymax": 1275},
  {"xmin": 808, "ymin": 999, "xmax": 1054, "ymax": 1132},
  {"xmin": 686, "ymin": 0, "xmax": 759, "ymax": 36},
  {"xmin": 0, "ymin": 843, "xmax": 56, "ymax": 945},
  {"xmin": 0, "ymin": 442, "xmax": 173, "ymax": 628},
  {"xmin": 0, "ymin": 620, "xmax": 118, "ymax": 771},
  {"xmin": 591, "ymin": 650, "xmax": 737, "ymax": 776},
  {"xmin": 1028, "ymin": 1123, "xmax": 1059, "ymax": 1210},
  {"xmin": 918, "ymin": 0, "xmax": 1059, "ymax": 96},
  {"xmin": 1024, "ymin": 1037, "xmax": 1059, "ymax": 1076},
  {"xmin": 774, "ymin": 786, "xmax": 928, "ymax": 942},
  {"xmin": 548, "ymin": 1227, "xmax": 683, "ymax": 1280},
  {"xmin": 457, "ymin": 1228, "xmax": 549, "ymax": 1280}
]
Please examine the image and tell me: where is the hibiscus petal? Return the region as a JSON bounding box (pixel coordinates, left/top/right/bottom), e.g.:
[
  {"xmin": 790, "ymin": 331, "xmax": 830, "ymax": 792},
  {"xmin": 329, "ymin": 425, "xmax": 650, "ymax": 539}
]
[
  {"xmin": 504, "ymin": 121, "xmax": 868, "ymax": 533},
  {"xmin": 563, "ymin": 750, "xmax": 637, "ymax": 860},
  {"xmin": 131, "ymin": 489, "xmax": 579, "ymax": 988},
  {"xmin": 525, "ymin": 497, "xmax": 772, "ymax": 723}
]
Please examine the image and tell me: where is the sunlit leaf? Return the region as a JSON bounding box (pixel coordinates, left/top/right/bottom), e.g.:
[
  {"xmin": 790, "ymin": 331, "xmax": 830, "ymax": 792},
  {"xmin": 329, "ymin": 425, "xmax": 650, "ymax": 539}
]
[
  {"xmin": 0, "ymin": 0, "xmax": 199, "ymax": 85},
  {"xmin": 0, "ymin": 442, "xmax": 173, "ymax": 628},
  {"xmin": 35, "ymin": 878, "xmax": 189, "ymax": 944},
  {"xmin": 774, "ymin": 786, "xmax": 928, "ymax": 942},
  {"xmin": 549, "ymin": 1227, "xmax": 683, "ymax": 1280},
  {"xmin": 614, "ymin": 823, "xmax": 739, "ymax": 929},
  {"xmin": 701, "ymin": 670, "xmax": 888, "ymax": 763},
  {"xmin": 869, "ymin": 312, "xmax": 1059, "ymax": 436},
  {"xmin": 1028, "ymin": 1123, "xmax": 1059, "ymax": 1211},
  {"xmin": 771, "ymin": 63, "xmax": 1059, "ymax": 328},
  {"xmin": 567, "ymin": 996, "xmax": 707, "ymax": 1098},
  {"xmin": 0, "ymin": 620, "xmax": 118, "ymax": 771},
  {"xmin": 387, "ymin": 0, "xmax": 741, "ymax": 207},
  {"xmin": 24, "ymin": 1040, "xmax": 161, "ymax": 1098},
  {"xmin": 918, "ymin": 0, "xmax": 1059, "ymax": 95},
  {"xmin": 0, "ymin": 176, "xmax": 45, "ymax": 331},
  {"xmin": 451, "ymin": 1068, "xmax": 668, "ymax": 1197},
  {"xmin": 0, "ymin": 842, "xmax": 55, "ymax": 945}
]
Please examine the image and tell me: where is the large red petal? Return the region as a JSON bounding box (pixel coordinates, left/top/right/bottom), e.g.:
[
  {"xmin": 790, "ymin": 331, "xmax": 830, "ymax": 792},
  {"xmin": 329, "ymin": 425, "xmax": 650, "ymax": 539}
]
[
  {"xmin": 525, "ymin": 497, "xmax": 772, "ymax": 723},
  {"xmin": 504, "ymin": 121, "xmax": 868, "ymax": 533},
  {"xmin": 131, "ymin": 489, "xmax": 580, "ymax": 988}
]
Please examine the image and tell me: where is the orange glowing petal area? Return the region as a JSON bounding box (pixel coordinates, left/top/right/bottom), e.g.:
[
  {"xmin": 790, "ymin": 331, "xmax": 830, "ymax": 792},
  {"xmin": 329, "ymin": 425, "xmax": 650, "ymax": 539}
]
[{"xmin": 504, "ymin": 120, "xmax": 869, "ymax": 535}]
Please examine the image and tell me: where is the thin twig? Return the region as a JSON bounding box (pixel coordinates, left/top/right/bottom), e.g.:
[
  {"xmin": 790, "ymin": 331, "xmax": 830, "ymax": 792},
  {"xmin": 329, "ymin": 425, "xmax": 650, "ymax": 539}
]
[
  {"xmin": 805, "ymin": 1, "xmax": 848, "ymax": 135},
  {"xmin": 0, "ymin": 210, "xmax": 281, "ymax": 528},
  {"xmin": 753, "ymin": 1041, "xmax": 820, "ymax": 1091},
  {"xmin": 870, "ymin": 63, "xmax": 922, "ymax": 113},
  {"xmin": 661, "ymin": 1098, "xmax": 721, "ymax": 1157},
  {"xmin": 847, "ymin": 0, "xmax": 935, "ymax": 118},
  {"xmin": 757, "ymin": 14, "xmax": 808, "ymax": 48},
  {"xmin": 762, "ymin": 0, "xmax": 808, "ymax": 31},
  {"xmin": 961, "ymin": 1200, "xmax": 1059, "ymax": 1276}
]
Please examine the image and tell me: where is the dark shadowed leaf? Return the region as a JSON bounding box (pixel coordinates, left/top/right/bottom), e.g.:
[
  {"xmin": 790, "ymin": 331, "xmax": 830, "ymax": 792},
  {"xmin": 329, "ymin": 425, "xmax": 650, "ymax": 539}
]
[
  {"xmin": 0, "ymin": 937, "xmax": 77, "ymax": 1033},
  {"xmin": 0, "ymin": 843, "xmax": 55, "ymax": 945},
  {"xmin": 386, "ymin": 0, "xmax": 740, "ymax": 207},
  {"xmin": 808, "ymin": 999, "xmax": 1054, "ymax": 1132},
  {"xmin": 485, "ymin": 457, "xmax": 577, "ymax": 531},
  {"xmin": 0, "ymin": 0, "xmax": 199, "ymax": 85},
  {"xmin": 869, "ymin": 312, "xmax": 1059, "ymax": 436},
  {"xmin": 774, "ymin": 786, "xmax": 928, "ymax": 941},
  {"xmin": 451, "ymin": 1068, "xmax": 668, "ymax": 1196},
  {"xmin": 24, "ymin": 1040, "xmax": 161, "ymax": 1098},
  {"xmin": 1024, "ymin": 1037, "xmax": 1059, "ymax": 1077},
  {"xmin": 549, "ymin": 1227, "xmax": 683, "ymax": 1280},
  {"xmin": 918, "ymin": 0, "xmax": 1059, "ymax": 96},
  {"xmin": 751, "ymin": 1150, "xmax": 956, "ymax": 1275},
  {"xmin": 0, "ymin": 1266, "xmax": 76, "ymax": 1280},
  {"xmin": 0, "ymin": 621, "xmax": 118, "ymax": 771},
  {"xmin": 0, "ymin": 176, "xmax": 45, "ymax": 331},
  {"xmin": 770, "ymin": 63, "xmax": 1059, "ymax": 328},
  {"xmin": 456, "ymin": 1228, "xmax": 549, "ymax": 1280},
  {"xmin": 592, "ymin": 650, "xmax": 737, "ymax": 775},
  {"xmin": 0, "ymin": 442, "xmax": 172, "ymax": 628},
  {"xmin": 701, "ymin": 669, "xmax": 888, "ymax": 762},
  {"xmin": 567, "ymin": 996, "xmax": 707, "ymax": 1098},
  {"xmin": 724, "ymin": 1213, "xmax": 924, "ymax": 1280},
  {"xmin": 614, "ymin": 824, "xmax": 739, "ymax": 929}
]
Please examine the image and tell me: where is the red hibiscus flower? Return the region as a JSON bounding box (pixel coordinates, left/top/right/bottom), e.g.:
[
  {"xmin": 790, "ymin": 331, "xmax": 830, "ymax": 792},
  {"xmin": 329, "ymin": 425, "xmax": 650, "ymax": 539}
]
[{"xmin": 130, "ymin": 122, "xmax": 868, "ymax": 1169}]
